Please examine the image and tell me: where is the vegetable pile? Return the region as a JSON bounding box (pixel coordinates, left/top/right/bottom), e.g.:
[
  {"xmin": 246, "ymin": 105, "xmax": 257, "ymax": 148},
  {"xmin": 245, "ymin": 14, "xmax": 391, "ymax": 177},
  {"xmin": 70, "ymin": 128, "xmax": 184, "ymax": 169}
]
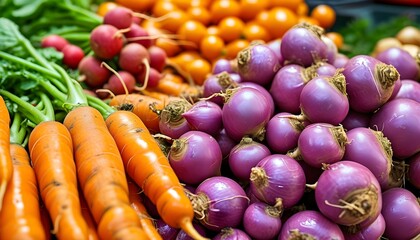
[{"xmin": 1, "ymin": 0, "xmax": 420, "ymax": 239}]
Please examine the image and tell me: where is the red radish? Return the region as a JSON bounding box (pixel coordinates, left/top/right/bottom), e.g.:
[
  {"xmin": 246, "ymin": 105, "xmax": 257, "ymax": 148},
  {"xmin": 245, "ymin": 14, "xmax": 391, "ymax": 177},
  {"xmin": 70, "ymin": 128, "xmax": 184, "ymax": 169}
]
[
  {"xmin": 90, "ymin": 24, "xmax": 125, "ymax": 60},
  {"xmin": 41, "ymin": 34, "xmax": 69, "ymax": 51},
  {"xmin": 136, "ymin": 67, "xmax": 162, "ymax": 88},
  {"xmin": 148, "ymin": 46, "xmax": 167, "ymax": 72},
  {"xmin": 341, "ymin": 55, "xmax": 400, "ymax": 113},
  {"xmin": 281, "ymin": 23, "xmax": 328, "ymax": 67},
  {"xmin": 103, "ymin": 6, "xmax": 134, "ymax": 30},
  {"xmin": 168, "ymin": 131, "xmax": 222, "ymax": 185},
  {"xmin": 124, "ymin": 23, "xmax": 154, "ymax": 48},
  {"xmin": 78, "ymin": 56, "xmax": 111, "ymax": 88},
  {"xmin": 381, "ymin": 188, "xmax": 420, "ymax": 240},
  {"xmin": 105, "ymin": 70, "xmax": 136, "ymax": 95},
  {"xmin": 118, "ymin": 42, "xmax": 150, "ymax": 74},
  {"xmin": 61, "ymin": 44, "xmax": 85, "ymax": 69},
  {"xmin": 315, "ymin": 161, "xmax": 382, "ymax": 227}
]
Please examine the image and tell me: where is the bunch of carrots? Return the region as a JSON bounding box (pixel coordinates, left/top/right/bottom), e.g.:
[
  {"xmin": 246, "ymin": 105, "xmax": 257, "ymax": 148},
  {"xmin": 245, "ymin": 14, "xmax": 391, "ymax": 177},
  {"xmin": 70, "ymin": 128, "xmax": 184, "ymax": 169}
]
[{"xmin": 0, "ymin": 18, "xmax": 206, "ymax": 240}]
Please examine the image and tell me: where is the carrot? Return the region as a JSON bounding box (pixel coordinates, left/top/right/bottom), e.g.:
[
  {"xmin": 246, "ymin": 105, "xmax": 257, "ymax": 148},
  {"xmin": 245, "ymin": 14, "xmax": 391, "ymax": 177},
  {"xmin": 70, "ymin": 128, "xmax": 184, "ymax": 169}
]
[
  {"xmin": 79, "ymin": 191, "xmax": 99, "ymax": 240},
  {"xmin": 0, "ymin": 143, "xmax": 46, "ymax": 240},
  {"xmin": 128, "ymin": 181, "xmax": 162, "ymax": 240},
  {"xmin": 105, "ymin": 110, "xmax": 207, "ymax": 240},
  {"xmin": 0, "ymin": 96, "xmax": 13, "ymax": 211},
  {"xmin": 28, "ymin": 121, "xmax": 90, "ymax": 240},
  {"xmin": 138, "ymin": 89, "xmax": 181, "ymax": 103},
  {"xmin": 149, "ymin": 76, "xmax": 202, "ymax": 99},
  {"xmin": 39, "ymin": 203, "xmax": 53, "ymax": 240},
  {"xmin": 109, "ymin": 94, "xmax": 165, "ymax": 133},
  {"xmin": 63, "ymin": 106, "xmax": 148, "ymax": 240}
]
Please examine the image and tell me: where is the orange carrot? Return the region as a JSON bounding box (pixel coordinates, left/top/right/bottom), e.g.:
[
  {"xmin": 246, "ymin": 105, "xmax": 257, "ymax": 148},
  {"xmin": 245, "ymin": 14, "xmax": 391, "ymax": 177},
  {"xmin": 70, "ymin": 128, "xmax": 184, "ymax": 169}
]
[
  {"xmin": 28, "ymin": 121, "xmax": 90, "ymax": 240},
  {"xmin": 63, "ymin": 106, "xmax": 147, "ymax": 240},
  {"xmin": 128, "ymin": 181, "xmax": 162, "ymax": 240},
  {"xmin": 39, "ymin": 203, "xmax": 53, "ymax": 240},
  {"xmin": 0, "ymin": 144, "xmax": 46, "ymax": 240},
  {"xmin": 79, "ymin": 191, "xmax": 99, "ymax": 240},
  {"xmin": 0, "ymin": 96, "xmax": 12, "ymax": 211},
  {"xmin": 105, "ymin": 110, "xmax": 207, "ymax": 240},
  {"xmin": 139, "ymin": 89, "xmax": 181, "ymax": 103},
  {"xmin": 109, "ymin": 94, "xmax": 165, "ymax": 133},
  {"xmin": 149, "ymin": 77, "xmax": 202, "ymax": 99}
]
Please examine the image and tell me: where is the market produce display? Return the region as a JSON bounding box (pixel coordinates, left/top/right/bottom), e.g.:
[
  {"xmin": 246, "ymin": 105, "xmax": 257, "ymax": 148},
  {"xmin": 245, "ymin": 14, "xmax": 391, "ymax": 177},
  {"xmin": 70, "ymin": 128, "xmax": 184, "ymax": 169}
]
[{"xmin": 0, "ymin": 0, "xmax": 420, "ymax": 239}]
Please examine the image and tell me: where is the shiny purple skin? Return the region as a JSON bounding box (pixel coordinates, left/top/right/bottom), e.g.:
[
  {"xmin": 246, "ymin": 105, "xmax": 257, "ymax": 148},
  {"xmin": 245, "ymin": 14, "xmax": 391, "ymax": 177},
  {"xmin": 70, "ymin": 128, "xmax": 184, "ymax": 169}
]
[
  {"xmin": 344, "ymin": 127, "xmax": 394, "ymax": 190},
  {"xmin": 195, "ymin": 176, "xmax": 249, "ymax": 231},
  {"xmin": 266, "ymin": 39, "xmax": 285, "ymax": 66},
  {"xmin": 250, "ymin": 154, "xmax": 306, "ymax": 208},
  {"xmin": 297, "ymin": 123, "xmax": 346, "ymax": 168},
  {"xmin": 243, "ymin": 202, "xmax": 282, "ymax": 240},
  {"xmin": 343, "ymin": 214, "xmax": 386, "ymax": 240},
  {"xmin": 156, "ymin": 219, "xmax": 180, "ymax": 240},
  {"xmin": 389, "ymin": 77, "xmax": 402, "ymax": 100},
  {"xmin": 322, "ymin": 35, "xmax": 338, "ymax": 64},
  {"xmin": 266, "ymin": 113, "xmax": 303, "ymax": 154},
  {"xmin": 280, "ymin": 25, "xmax": 328, "ymax": 67},
  {"xmin": 370, "ymin": 98, "xmax": 420, "ymax": 159},
  {"xmin": 239, "ymin": 82, "xmax": 275, "ymax": 116},
  {"xmin": 168, "ymin": 131, "xmax": 222, "ymax": 185},
  {"xmin": 340, "ymin": 109, "xmax": 371, "ymax": 131},
  {"xmin": 408, "ymin": 153, "xmax": 420, "ymax": 189},
  {"xmin": 182, "ymin": 100, "xmax": 223, "ymax": 137},
  {"xmin": 315, "ymin": 161, "xmax": 382, "ymax": 227},
  {"xmin": 212, "ymin": 59, "xmax": 234, "ymax": 74},
  {"xmin": 381, "ymin": 188, "xmax": 420, "ymax": 240},
  {"xmin": 316, "ymin": 62, "xmax": 337, "ymax": 77},
  {"xmin": 333, "ymin": 53, "xmax": 349, "ymax": 68},
  {"xmin": 202, "ymin": 72, "xmax": 237, "ymax": 106},
  {"xmin": 300, "ymin": 75, "xmax": 349, "ymax": 125},
  {"xmin": 228, "ymin": 138, "xmax": 271, "ymax": 181},
  {"xmin": 213, "ymin": 228, "xmax": 251, "ymax": 240},
  {"xmin": 159, "ymin": 116, "xmax": 191, "ymax": 139},
  {"xmin": 392, "ymin": 79, "xmax": 420, "ymax": 103},
  {"xmin": 376, "ymin": 47, "xmax": 419, "ymax": 81},
  {"xmin": 279, "ymin": 210, "xmax": 344, "ymax": 240},
  {"xmin": 237, "ymin": 44, "xmax": 280, "ymax": 86},
  {"xmin": 269, "ymin": 64, "xmax": 308, "ymax": 114},
  {"xmin": 176, "ymin": 222, "xmax": 207, "ymax": 240},
  {"xmin": 222, "ymin": 87, "xmax": 273, "ymax": 142},
  {"xmin": 215, "ymin": 128, "xmax": 237, "ymax": 159},
  {"xmin": 342, "ymin": 55, "xmax": 398, "ymax": 113}
]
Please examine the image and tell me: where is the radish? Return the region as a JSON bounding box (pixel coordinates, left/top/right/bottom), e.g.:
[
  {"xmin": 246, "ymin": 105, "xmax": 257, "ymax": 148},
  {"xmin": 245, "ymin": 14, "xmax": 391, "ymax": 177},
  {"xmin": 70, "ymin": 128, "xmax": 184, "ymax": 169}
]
[
  {"xmin": 148, "ymin": 45, "xmax": 167, "ymax": 72},
  {"xmin": 124, "ymin": 23, "xmax": 154, "ymax": 49},
  {"xmin": 61, "ymin": 44, "xmax": 85, "ymax": 69},
  {"xmin": 78, "ymin": 56, "xmax": 111, "ymax": 88},
  {"xmin": 105, "ymin": 70, "xmax": 136, "ymax": 95},
  {"xmin": 90, "ymin": 24, "xmax": 125, "ymax": 60},
  {"xmin": 103, "ymin": 6, "xmax": 134, "ymax": 30},
  {"xmin": 118, "ymin": 43, "xmax": 150, "ymax": 75},
  {"xmin": 41, "ymin": 34, "xmax": 69, "ymax": 51}
]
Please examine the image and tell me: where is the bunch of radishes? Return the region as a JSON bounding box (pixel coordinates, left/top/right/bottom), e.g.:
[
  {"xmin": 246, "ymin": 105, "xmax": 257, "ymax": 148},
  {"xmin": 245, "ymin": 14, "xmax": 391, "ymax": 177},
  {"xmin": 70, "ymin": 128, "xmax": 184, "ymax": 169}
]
[{"xmin": 41, "ymin": 6, "xmax": 168, "ymax": 97}]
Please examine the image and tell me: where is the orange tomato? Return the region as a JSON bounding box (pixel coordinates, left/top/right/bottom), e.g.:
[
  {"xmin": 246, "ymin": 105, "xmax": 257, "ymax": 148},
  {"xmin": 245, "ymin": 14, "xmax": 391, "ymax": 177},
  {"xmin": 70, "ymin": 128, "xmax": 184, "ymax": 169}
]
[
  {"xmin": 159, "ymin": 10, "xmax": 190, "ymax": 33},
  {"xmin": 209, "ymin": 0, "xmax": 241, "ymax": 24},
  {"xmin": 207, "ymin": 25, "xmax": 220, "ymax": 36},
  {"xmin": 170, "ymin": 51, "xmax": 202, "ymax": 71},
  {"xmin": 155, "ymin": 38, "xmax": 182, "ymax": 57},
  {"xmin": 297, "ymin": 16, "xmax": 320, "ymax": 26},
  {"xmin": 190, "ymin": 0, "xmax": 212, "ymax": 8},
  {"xmin": 310, "ymin": 4, "xmax": 336, "ymax": 29},
  {"xmin": 325, "ymin": 32, "xmax": 344, "ymax": 49},
  {"xmin": 96, "ymin": 2, "xmax": 120, "ymax": 17},
  {"xmin": 268, "ymin": 0, "xmax": 304, "ymax": 12},
  {"xmin": 242, "ymin": 22, "xmax": 271, "ymax": 42},
  {"xmin": 217, "ymin": 17, "xmax": 245, "ymax": 43},
  {"xmin": 168, "ymin": 0, "xmax": 191, "ymax": 10},
  {"xmin": 266, "ymin": 7, "xmax": 298, "ymax": 39},
  {"xmin": 255, "ymin": 10, "xmax": 270, "ymax": 31},
  {"xmin": 224, "ymin": 39, "xmax": 250, "ymax": 59},
  {"xmin": 152, "ymin": 1, "xmax": 179, "ymax": 17},
  {"xmin": 200, "ymin": 35, "xmax": 225, "ymax": 61},
  {"xmin": 186, "ymin": 6, "xmax": 211, "ymax": 26},
  {"xmin": 186, "ymin": 58, "xmax": 212, "ymax": 85},
  {"xmin": 296, "ymin": 2, "xmax": 309, "ymax": 16},
  {"xmin": 177, "ymin": 20, "xmax": 208, "ymax": 50},
  {"xmin": 239, "ymin": 0, "xmax": 269, "ymax": 21},
  {"xmin": 115, "ymin": 0, "xmax": 155, "ymax": 12}
]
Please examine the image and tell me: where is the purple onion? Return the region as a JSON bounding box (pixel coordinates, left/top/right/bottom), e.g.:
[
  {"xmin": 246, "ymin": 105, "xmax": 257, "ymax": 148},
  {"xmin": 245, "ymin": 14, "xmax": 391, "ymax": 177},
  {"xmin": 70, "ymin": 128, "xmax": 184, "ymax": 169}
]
[
  {"xmin": 202, "ymin": 72, "xmax": 237, "ymax": 105},
  {"xmin": 243, "ymin": 202, "xmax": 282, "ymax": 240},
  {"xmin": 340, "ymin": 109, "xmax": 371, "ymax": 131},
  {"xmin": 222, "ymin": 87, "xmax": 273, "ymax": 142},
  {"xmin": 159, "ymin": 99, "xmax": 191, "ymax": 139},
  {"xmin": 190, "ymin": 176, "xmax": 249, "ymax": 231},
  {"xmin": 300, "ymin": 72, "xmax": 349, "ymax": 125},
  {"xmin": 280, "ymin": 23, "xmax": 328, "ymax": 67},
  {"xmin": 228, "ymin": 137, "xmax": 271, "ymax": 181},
  {"xmin": 370, "ymin": 98, "xmax": 420, "ymax": 159},
  {"xmin": 389, "ymin": 77, "xmax": 402, "ymax": 100},
  {"xmin": 156, "ymin": 218, "xmax": 180, "ymax": 240},
  {"xmin": 215, "ymin": 128, "xmax": 237, "ymax": 160},
  {"xmin": 392, "ymin": 79, "xmax": 420, "ymax": 103},
  {"xmin": 269, "ymin": 64, "xmax": 312, "ymax": 114},
  {"xmin": 344, "ymin": 127, "xmax": 401, "ymax": 190},
  {"xmin": 266, "ymin": 112, "xmax": 306, "ymax": 154},
  {"xmin": 342, "ymin": 55, "xmax": 400, "ymax": 113},
  {"xmin": 316, "ymin": 62, "xmax": 337, "ymax": 76},
  {"xmin": 321, "ymin": 35, "xmax": 338, "ymax": 64},
  {"xmin": 213, "ymin": 228, "xmax": 251, "ymax": 240},
  {"xmin": 182, "ymin": 100, "xmax": 223, "ymax": 137},
  {"xmin": 297, "ymin": 160, "xmax": 323, "ymax": 184},
  {"xmin": 381, "ymin": 188, "xmax": 420, "ymax": 240},
  {"xmin": 228, "ymin": 73, "xmax": 242, "ymax": 83},
  {"xmin": 238, "ymin": 82, "xmax": 275, "ymax": 116},
  {"xmin": 376, "ymin": 47, "xmax": 419, "ymax": 81},
  {"xmin": 315, "ymin": 161, "xmax": 382, "ymax": 227},
  {"xmin": 333, "ymin": 53, "xmax": 349, "ymax": 68},
  {"xmin": 249, "ymin": 154, "xmax": 306, "ymax": 208},
  {"xmin": 212, "ymin": 59, "xmax": 235, "ymax": 74},
  {"xmin": 408, "ymin": 153, "xmax": 420, "ymax": 189},
  {"xmin": 176, "ymin": 222, "xmax": 207, "ymax": 240},
  {"xmin": 279, "ymin": 210, "xmax": 344, "ymax": 240},
  {"xmin": 168, "ymin": 131, "xmax": 222, "ymax": 185},
  {"xmin": 266, "ymin": 39, "xmax": 284, "ymax": 66},
  {"xmin": 342, "ymin": 214, "xmax": 386, "ymax": 240},
  {"xmin": 236, "ymin": 43, "xmax": 281, "ymax": 86},
  {"xmin": 291, "ymin": 123, "xmax": 347, "ymax": 168}
]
